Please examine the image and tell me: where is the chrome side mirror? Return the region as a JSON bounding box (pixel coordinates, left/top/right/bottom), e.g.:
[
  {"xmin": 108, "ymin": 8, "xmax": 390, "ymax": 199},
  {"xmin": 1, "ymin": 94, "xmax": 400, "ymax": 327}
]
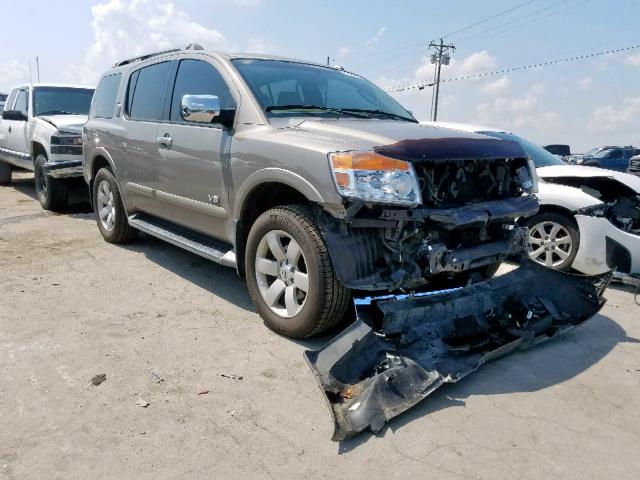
[{"xmin": 181, "ymin": 94, "xmax": 220, "ymax": 123}]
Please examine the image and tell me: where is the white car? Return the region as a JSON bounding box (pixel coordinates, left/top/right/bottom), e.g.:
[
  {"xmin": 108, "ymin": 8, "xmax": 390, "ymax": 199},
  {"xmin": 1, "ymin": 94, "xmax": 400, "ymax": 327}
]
[{"xmin": 424, "ymin": 122, "xmax": 640, "ymax": 276}]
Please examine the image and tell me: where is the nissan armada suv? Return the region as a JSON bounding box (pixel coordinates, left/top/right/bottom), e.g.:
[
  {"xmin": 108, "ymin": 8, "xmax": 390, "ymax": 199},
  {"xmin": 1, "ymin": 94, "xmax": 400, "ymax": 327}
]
[{"xmin": 83, "ymin": 44, "xmax": 538, "ymax": 338}]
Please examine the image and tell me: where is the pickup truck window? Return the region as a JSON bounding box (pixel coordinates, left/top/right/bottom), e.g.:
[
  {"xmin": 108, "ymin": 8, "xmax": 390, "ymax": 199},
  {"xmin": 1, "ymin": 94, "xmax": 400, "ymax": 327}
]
[
  {"xmin": 33, "ymin": 87, "xmax": 94, "ymax": 116},
  {"xmin": 4, "ymin": 89, "xmax": 17, "ymax": 110},
  {"xmin": 91, "ymin": 74, "xmax": 121, "ymax": 119},
  {"xmin": 14, "ymin": 90, "xmax": 28, "ymax": 115},
  {"xmin": 479, "ymin": 130, "xmax": 564, "ymax": 168},
  {"xmin": 232, "ymin": 59, "xmax": 415, "ymax": 122},
  {"xmin": 169, "ymin": 59, "xmax": 235, "ymax": 122},
  {"xmin": 126, "ymin": 61, "xmax": 171, "ymax": 121}
]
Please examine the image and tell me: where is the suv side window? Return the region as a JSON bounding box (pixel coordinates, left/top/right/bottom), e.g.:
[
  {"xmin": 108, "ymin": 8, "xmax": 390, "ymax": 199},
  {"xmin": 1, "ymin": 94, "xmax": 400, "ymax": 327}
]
[
  {"xmin": 169, "ymin": 59, "xmax": 235, "ymax": 122},
  {"xmin": 14, "ymin": 90, "xmax": 28, "ymax": 115},
  {"xmin": 92, "ymin": 73, "xmax": 122, "ymax": 119},
  {"xmin": 126, "ymin": 61, "xmax": 171, "ymax": 121}
]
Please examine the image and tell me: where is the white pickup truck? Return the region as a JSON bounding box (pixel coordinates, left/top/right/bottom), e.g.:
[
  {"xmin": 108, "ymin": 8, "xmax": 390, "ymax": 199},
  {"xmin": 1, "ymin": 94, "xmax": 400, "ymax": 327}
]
[{"xmin": 0, "ymin": 83, "xmax": 94, "ymax": 210}]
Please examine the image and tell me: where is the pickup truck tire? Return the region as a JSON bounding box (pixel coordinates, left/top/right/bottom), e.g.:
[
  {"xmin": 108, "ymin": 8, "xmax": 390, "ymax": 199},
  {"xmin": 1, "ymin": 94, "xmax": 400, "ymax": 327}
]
[
  {"xmin": 245, "ymin": 205, "xmax": 351, "ymax": 339},
  {"xmin": 0, "ymin": 161, "xmax": 11, "ymax": 185},
  {"xmin": 34, "ymin": 155, "xmax": 68, "ymax": 211},
  {"xmin": 524, "ymin": 211, "xmax": 579, "ymax": 271},
  {"xmin": 92, "ymin": 168, "xmax": 138, "ymax": 244}
]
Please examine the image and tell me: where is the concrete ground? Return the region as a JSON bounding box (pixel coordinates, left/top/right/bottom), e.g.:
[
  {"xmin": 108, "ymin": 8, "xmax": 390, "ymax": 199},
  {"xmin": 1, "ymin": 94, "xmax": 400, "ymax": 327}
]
[{"xmin": 1, "ymin": 171, "xmax": 639, "ymax": 480}]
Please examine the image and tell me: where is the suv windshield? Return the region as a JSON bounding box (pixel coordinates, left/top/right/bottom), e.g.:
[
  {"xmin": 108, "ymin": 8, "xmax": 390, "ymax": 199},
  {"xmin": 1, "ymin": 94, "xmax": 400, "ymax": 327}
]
[
  {"xmin": 232, "ymin": 59, "xmax": 416, "ymax": 122},
  {"xmin": 33, "ymin": 86, "xmax": 95, "ymax": 116},
  {"xmin": 479, "ymin": 131, "xmax": 564, "ymax": 168}
]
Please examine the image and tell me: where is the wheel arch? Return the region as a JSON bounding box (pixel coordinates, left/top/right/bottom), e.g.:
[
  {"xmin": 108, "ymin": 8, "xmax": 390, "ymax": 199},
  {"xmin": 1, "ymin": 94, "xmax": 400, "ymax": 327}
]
[
  {"xmin": 234, "ymin": 179, "xmax": 316, "ymax": 277},
  {"xmin": 87, "ymin": 152, "xmax": 117, "ymax": 207}
]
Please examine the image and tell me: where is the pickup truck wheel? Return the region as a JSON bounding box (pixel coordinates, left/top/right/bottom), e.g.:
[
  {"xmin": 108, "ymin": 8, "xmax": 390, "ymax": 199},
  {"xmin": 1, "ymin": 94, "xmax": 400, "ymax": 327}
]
[
  {"xmin": 524, "ymin": 212, "xmax": 579, "ymax": 271},
  {"xmin": 245, "ymin": 205, "xmax": 351, "ymax": 339},
  {"xmin": 92, "ymin": 168, "xmax": 138, "ymax": 244},
  {"xmin": 0, "ymin": 161, "xmax": 11, "ymax": 185},
  {"xmin": 34, "ymin": 155, "xmax": 68, "ymax": 211}
]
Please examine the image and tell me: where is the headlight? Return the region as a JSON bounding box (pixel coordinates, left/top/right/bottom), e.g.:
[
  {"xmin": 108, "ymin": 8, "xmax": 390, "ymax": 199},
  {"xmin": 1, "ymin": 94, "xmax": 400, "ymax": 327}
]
[
  {"xmin": 329, "ymin": 151, "xmax": 421, "ymax": 206},
  {"xmin": 50, "ymin": 133, "xmax": 83, "ymax": 155}
]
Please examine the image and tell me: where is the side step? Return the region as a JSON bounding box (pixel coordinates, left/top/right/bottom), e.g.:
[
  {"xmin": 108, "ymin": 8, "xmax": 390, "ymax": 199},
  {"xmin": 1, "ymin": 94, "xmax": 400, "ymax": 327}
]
[{"xmin": 128, "ymin": 213, "xmax": 237, "ymax": 268}]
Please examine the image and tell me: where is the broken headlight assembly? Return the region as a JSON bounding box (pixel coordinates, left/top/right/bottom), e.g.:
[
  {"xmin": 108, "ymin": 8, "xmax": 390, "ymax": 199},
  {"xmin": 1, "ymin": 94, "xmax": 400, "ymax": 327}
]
[
  {"xmin": 50, "ymin": 133, "xmax": 83, "ymax": 155},
  {"xmin": 329, "ymin": 151, "xmax": 422, "ymax": 206}
]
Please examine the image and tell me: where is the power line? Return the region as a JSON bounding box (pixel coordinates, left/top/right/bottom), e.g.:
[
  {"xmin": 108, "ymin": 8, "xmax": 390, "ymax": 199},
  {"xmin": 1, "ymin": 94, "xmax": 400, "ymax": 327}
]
[
  {"xmin": 385, "ymin": 43, "xmax": 640, "ymax": 93},
  {"xmin": 456, "ymin": 0, "xmax": 590, "ymax": 47},
  {"xmin": 456, "ymin": 0, "xmax": 569, "ymax": 44},
  {"xmin": 443, "ymin": 0, "xmax": 537, "ymax": 38}
]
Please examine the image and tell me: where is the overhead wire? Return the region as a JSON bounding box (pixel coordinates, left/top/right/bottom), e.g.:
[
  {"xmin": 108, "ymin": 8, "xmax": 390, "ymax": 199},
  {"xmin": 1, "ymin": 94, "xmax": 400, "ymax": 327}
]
[
  {"xmin": 443, "ymin": 0, "xmax": 537, "ymax": 38},
  {"xmin": 384, "ymin": 43, "xmax": 640, "ymax": 92}
]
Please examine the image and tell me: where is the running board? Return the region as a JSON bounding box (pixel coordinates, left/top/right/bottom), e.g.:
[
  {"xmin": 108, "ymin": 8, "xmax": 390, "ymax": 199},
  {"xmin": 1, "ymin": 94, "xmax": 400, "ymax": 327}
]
[{"xmin": 128, "ymin": 213, "xmax": 237, "ymax": 268}]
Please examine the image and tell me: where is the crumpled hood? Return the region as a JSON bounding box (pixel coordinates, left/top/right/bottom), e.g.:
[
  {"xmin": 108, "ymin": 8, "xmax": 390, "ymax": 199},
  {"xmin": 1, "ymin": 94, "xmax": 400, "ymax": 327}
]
[
  {"xmin": 278, "ymin": 119, "xmax": 526, "ymax": 160},
  {"xmin": 36, "ymin": 114, "xmax": 87, "ymax": 134},
  {"xmin": 538, "ymin": 165, "xmax": 640, "ymax": 193}
]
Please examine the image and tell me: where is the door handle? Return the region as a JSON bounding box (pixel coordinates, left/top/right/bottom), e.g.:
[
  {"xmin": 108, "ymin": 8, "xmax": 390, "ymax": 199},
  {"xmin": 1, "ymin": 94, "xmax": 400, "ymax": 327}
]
[
  {"xmin": 7, "ymin": 126, "xmax": 11, "ymax": 133},
  {"xmin": 157, "ymin": 134, "xmax": 172, "ymax": 149}
]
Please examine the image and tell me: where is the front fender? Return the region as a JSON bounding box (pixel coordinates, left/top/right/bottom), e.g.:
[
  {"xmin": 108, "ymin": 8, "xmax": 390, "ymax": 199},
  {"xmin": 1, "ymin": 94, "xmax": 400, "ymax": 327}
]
[{"xmin": 232, "ymin": 167, "xmax": 327, "ymax": 220}]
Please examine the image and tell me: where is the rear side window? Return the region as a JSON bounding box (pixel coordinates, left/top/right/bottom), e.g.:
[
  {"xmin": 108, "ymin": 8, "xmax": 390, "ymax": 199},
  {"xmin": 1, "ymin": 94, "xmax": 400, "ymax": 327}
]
[
  {"xmin": 126, "ymin": 61, "xmax": 171, "ymax": 121},
  {"xmin": 91, "ymin": 73, "xmax": 121, "ymax": 118},
  {"xmin": 14, "ymin": 90, "xmax": 28, "ymax": 115},
  {"xmin": 169, "ymin": 59, "xmax": 235, "ymax": 122}
]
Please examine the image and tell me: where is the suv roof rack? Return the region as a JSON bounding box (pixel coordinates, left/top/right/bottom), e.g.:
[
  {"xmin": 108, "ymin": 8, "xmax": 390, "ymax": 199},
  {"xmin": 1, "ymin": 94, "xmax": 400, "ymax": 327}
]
[{"xmin": 113, "ymin": 43, "xmax": 206, "ymax": 67}]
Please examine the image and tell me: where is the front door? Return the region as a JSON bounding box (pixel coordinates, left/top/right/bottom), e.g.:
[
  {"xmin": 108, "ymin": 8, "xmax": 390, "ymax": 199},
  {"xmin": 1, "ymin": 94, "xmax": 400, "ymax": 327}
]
[
  {"xmin": 155, "ymin": 58, "xmax": 236, "ymax": 240},
  {"xmin": 2, "ymin": 89, "xmax": 31, "ymax": 168}
]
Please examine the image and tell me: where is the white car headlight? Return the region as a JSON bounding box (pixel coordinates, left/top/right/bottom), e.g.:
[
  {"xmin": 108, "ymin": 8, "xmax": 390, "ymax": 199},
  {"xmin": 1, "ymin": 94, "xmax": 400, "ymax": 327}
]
[{"xmin": 329, "ymin": 151, "xmax": 422, "ymax": 206}]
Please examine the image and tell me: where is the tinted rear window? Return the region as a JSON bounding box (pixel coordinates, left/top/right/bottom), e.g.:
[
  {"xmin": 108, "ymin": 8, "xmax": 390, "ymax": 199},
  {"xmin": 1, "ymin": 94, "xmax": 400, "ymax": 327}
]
[
  {"xmin": 91, "ymin": 74, "xmax": 121, "ymax": 118},
  {"xmin": 127, "ymin": 61, "xmax": 171, "ymax": 121}
]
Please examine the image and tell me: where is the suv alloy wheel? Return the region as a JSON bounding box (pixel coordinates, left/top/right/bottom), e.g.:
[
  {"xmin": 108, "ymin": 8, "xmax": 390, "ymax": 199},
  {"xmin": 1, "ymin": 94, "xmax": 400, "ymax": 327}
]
[{"xmin": 245, "ymin": 205, "xmax": 351, "ymax": 339}]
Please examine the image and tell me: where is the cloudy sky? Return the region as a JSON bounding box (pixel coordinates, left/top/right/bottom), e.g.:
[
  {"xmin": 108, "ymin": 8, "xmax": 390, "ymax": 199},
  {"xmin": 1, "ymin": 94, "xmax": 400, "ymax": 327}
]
[{"xmin": 1, "ymin": 0, "xmax": 638, "ymax": 151}]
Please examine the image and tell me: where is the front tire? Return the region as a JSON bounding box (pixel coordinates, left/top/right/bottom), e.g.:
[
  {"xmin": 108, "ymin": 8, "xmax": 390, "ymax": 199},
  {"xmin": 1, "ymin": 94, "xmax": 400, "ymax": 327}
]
[
  {"xmin": 92, "ymin": 168, "xmax": 138, "ymax": 244},
  {"xmin": 245, "ymin": 205, "xmax": 351, "ymax": 339},
  {"xmin": 34, "ymin": 155, "xmax": 68, "ymax": 211},
  {"xmin": 0, "ymin": 161, "xmax": 11, "ymax": 185},
  {"xmin": 524, "ymin": 211, "xmax": 579, "ymax": 271}
]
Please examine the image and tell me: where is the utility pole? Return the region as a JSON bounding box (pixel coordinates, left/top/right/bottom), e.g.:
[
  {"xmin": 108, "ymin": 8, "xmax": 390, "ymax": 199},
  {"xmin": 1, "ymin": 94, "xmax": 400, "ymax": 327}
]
[
  {"xmin": 428, "ymin": 38, "xmax": 455, "ymax": 121},
  {"xmin": 35, "ymin": 56, "xmax": 40, "ymax": 82}
]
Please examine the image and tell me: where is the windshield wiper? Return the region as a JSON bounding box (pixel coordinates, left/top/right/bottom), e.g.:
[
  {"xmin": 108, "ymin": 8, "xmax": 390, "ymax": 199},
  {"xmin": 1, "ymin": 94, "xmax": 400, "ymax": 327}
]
[
  {"xmin": 338, "ymin": 109, "xmax": 417, "ymax": 122},
  {"xmin": 265, "ymin": 105, "xmax": 371, "ymax": 118},
  {"xmin": 37, "ymin": 110, "xmax": 76, "ymax": 116}
]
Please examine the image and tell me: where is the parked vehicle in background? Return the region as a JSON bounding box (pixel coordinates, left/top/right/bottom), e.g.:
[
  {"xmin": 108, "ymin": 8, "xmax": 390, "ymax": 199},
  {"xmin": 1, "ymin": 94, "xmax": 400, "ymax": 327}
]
[
  {"xmin": 83, "ymin": 45, "xmax": 540, "ymax": 339},
  {"xmin": 567, "ymin": 145, "xmax": 639, "ymax": 172},
  {"xmin": 0, "ymin": 83, "xmax": 95, "ymax": 210},
  {"xmin": 543, "ymin": 144, "xmax": 570, "ymax": 159},
  {"xmin": 628, "ymin": 154, "xmax": 640, "ymax": 176},
  {"xmin": 426, "ymin": 122, "xmax": 640, "ymax": 276},
  {"xmin": 0, "ymin": 93, "xmax": 8, "ymax": 113}
]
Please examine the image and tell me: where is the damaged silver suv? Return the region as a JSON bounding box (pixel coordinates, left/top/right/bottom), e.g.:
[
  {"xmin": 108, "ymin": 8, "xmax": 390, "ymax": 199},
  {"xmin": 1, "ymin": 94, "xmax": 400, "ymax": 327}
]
[{"xmin": 83, "ymin": 45, "xmax": 539, "ymax": 338}]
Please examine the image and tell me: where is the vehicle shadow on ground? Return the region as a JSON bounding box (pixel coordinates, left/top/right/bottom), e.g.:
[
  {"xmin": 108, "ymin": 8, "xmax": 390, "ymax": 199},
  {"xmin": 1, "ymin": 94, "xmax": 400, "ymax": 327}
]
[
  {"xmin": 10, "ymin": 174, "xmax": 92, "ymax": 215},
  {"xmin": 121, "ymin": 233, "xmax": 256, "ymax": 312},
  {"xmin": 337, "ymin": 312, "xmax": 639, "ymax": 454}
]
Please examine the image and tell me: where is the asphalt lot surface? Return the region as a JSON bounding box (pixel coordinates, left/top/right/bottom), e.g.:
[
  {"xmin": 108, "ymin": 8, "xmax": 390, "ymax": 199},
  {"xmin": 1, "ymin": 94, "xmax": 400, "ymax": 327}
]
[{"xmin": 1, "ymin": 171, "xmax": 640, "ymax": 479}]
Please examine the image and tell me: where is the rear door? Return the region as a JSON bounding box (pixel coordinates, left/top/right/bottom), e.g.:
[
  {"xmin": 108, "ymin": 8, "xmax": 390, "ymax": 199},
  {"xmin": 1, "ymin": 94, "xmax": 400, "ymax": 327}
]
[
  {"xmin": 154, "ymin": 57, "xmax": 237, "ymax": 240},
  {"xmin": 121, "ymin": 60, "xmax": 173, "ymax": 217},
  {"xmin": 602, "ymin": 149, "xmax": 626, "ymax": 172}
]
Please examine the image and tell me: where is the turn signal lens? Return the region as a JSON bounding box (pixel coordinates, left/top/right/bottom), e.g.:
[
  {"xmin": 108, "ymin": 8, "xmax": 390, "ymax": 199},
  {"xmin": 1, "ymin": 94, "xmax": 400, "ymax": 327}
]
[{"xmin": 329, "ymin": 151, "xmax": 421, "ymax": 206}]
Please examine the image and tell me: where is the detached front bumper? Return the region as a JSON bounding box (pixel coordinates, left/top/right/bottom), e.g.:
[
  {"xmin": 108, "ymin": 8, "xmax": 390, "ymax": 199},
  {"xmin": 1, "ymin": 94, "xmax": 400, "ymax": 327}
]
[
  {"xmin": 573, "ymin": 215, "xmax": 640, "ymax": 275},
  {"xmin": 305, "ymin": 262, "xmax": 610, "ymax": 441},
  {"xmin": 43, "ymin": 160, "xmax": 83, "ymax": 179}
]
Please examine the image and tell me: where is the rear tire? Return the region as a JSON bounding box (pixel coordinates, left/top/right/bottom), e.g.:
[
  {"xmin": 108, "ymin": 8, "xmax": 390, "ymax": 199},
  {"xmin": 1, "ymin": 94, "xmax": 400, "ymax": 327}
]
[
  {"xmin": 92, "ymin": 167, "xmax": 138, "ymax": 244},
  {"xmin": 34, "ymin": 155, "xmax": 68, "ymax": 211},
  {"xmin": 245, "ymin": 205, "xmax": 351, "ymax": 339},
  {"xmin": 0, "ymin": 161, "xmax": 11, "ymax": 185}
]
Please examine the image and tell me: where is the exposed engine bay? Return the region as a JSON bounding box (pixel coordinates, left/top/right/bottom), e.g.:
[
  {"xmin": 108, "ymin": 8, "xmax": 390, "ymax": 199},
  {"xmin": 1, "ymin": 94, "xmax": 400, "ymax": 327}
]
[
  {"xmin": 320, "ymin": 137, "xmax": 538, "ymax": 290},
  {"xmin": 305, "ymin": 262, "xmax": 610, "ymax": 441},
  {"xmin": 544, "ymin": 175, "xmax": 640, "ymax": 235}
]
